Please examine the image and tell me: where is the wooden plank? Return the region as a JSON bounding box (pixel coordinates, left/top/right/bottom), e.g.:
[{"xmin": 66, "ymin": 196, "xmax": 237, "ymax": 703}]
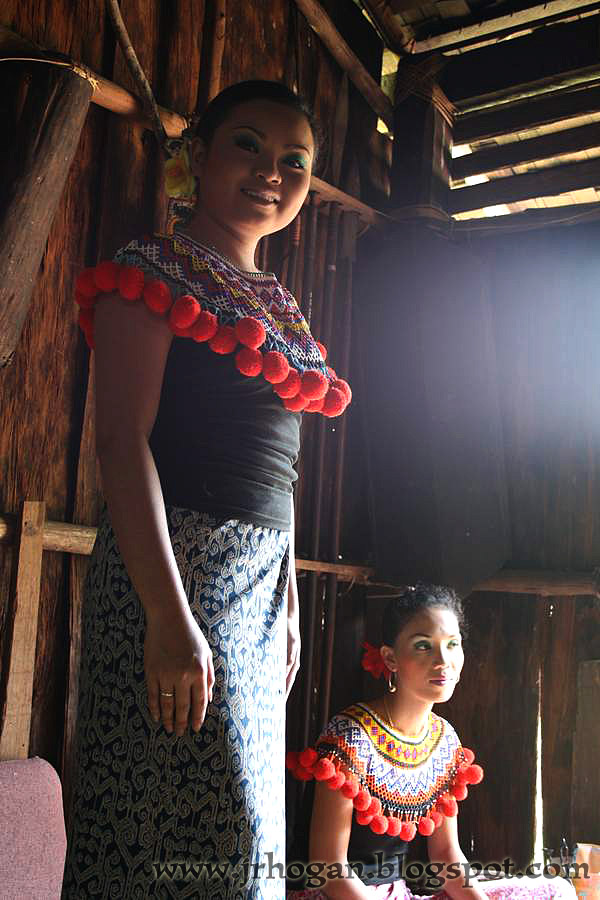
[
  {"xmin": 452, "ymin": 122, "xmax": 600, "ymax": 181},
  {"xmin": 450, "ymin": 157, "xmax": 600, "ymax": 214},
  {"xmin": 310, "ymin": 175, "xmax": 388, "ymax": 226},
  {"xmin": 414, "ymin": 0, "xmax": 600, "ymax": 54},
  {"xmin": 0, "ymin": 501, "xmax": 45, "ymax": 760},
  {"xmin": 455, "ymin": 83, "xmax": 600, "ymax": 145},
  {"xmin": 359, "ymin": 0, "xmax": 414, "ymax": 51},
  {"xmin": 455, "ymin": 202, "xmax": 600, "ymax": 235},
  {"xmin": 292, "ymin": 0, "xmax": 394, "ymax": 128},
  {"xmin": 571, "ymin": 660, "xmax": 600, "ymax": 839},
  {"xmin": 454, "ymin": 64, "xmax": 600, "ymax": 115}
]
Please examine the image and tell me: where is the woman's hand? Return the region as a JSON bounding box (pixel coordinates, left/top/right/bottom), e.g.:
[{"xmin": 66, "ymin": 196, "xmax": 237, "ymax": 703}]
[{"xmin": 144, "ymin": 607, "xmax": 215, "ymax": 736}]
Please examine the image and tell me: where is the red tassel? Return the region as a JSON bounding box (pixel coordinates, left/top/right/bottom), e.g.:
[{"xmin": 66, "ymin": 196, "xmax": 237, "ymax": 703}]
[
  {"xmin": 170, "ymin": 294, "xmax": 201, "ymax": 329},
  {"xmin": 305, "ymin": 397, "xmax": 324, "ymax": 413},
  {"xmin": 399, "ymin": 822, "xmax": 417, "ymax": 841},
  {"xmin": 299, "ymin": 748, "xmax": 318, "ymax": 769},
  {"xmin": 452, "ymin": 784, "xmax": 469, "ymax": 801},
  {"xmin": 273, "ymin": 369, "xmax": 301, "ymax": 398},
  {"xmin": 93, "ymin": 260, "xmax": 120, "ymax": 292},
  {"xmin": 300, "ymin": 369, "xmax": 328, "ymax": 400},
  {"xmin": 322, "ymin": 387, "xmax": 347, "ymax": 418},
  {"xmin": 464, "ymin": 764, "xmax": 483, "ymax": 784},
  {"xmin": 283, "ymin": 394, "xmax": 309, "ymax": 412},
  {"xmin": 118, "ymin": 265, "xmax": 145, "ymax": 300},
  {"xmin": 313, "ymin": 758, "xmax": 336, "ymax": 781},
  {"xmin": 367, "ymin": 797, "xmax": 382, "ymax": 816},
  {"xmin": 386, "ymin": 817, "xmax": 402, "ymax": 837},
  {"xmin": 192, "ymin": 310, "xmax": 219, "ymax": 342},
  {"xmin": 316, "ymin": 341, "xmax": 327, "ymax": 360},
  {"xmin": 209, "ymin": 325, "xmax": 238, "ymax": 354},
  {"xmin": 370, "ymin": 815, "xmax": 389, "ymax": 835},
  {"xmin": 235, "ymin": 347, "xmax": 263, "ymax": 377},
  {"xmin": 331, "ymin": 378, "xmax": 352, "ymax": 404},
  {"xmin": 143, "ymin": 278, "xmax": 173, "ymax": 314},
  {"xmin": 462, "ymin": 748, "xmax": 475, "ymax": 765},
  {"xmin": 418, "ymin": 817, "xmax": 435, "ymax": 836},
  {"xmin": 263, "ymin": 351, "xmax": 290, "ymax": 384},
  {"xmin": 75, "ymin": 267, "xmax": 99, "ymax": 299},
  {"xmin": 355, "ymin": 811, "xmax": 374, "ymax": 826},
  {"xmin": 353, "ymin": 789, "xmax": 371, "ymax": 812},
  {"xmin": 327, "ymin": 771, "xmax": 346, "ymax": 790},
  {"xmin": 437, "ymin": 794, "xmax": 458, "ymax": 817},
  {"xmin": 285, "ymin": 751, "xmax": 300, "ymax": 770},
  {"xmin": 235, "ymin": 316, "xmax": 266, "ymax": 349},
  {"xmin": 341, "ymin": 779, "xmax": 359, "ymax": 800}
]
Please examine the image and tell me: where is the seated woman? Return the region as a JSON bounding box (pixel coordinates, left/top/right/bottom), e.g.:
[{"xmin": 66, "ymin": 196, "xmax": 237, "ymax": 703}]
[{"xmin": 286, "ymin": 584, "xmax": 574, "ymax": 900}]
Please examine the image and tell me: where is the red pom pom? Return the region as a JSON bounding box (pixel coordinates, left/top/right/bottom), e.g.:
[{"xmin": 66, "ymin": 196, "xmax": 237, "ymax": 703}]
[
  {"xmin": 294, "ymin": 766, "xmax": 314, "ymax": 782},
  {"xmin": 452, "ymin": 784, "xmax": 469, "ymax": 801},
  {"xmin": 93, "ymin": 260, "xmax": 120, "ymax": 293},
  {"xmin": 235, "ymin": 316, "xmax": 266, "ymax": 349},
  {"xmin": 75, "ymin": 290, "xmax": 95, "ymax": 309},
  {"xmin": 367, "ymin": 797, "xmax": 382, "ymax": 816},
  {"xmin": 418, "ymin": 817, "xmax": 435, "ymax": 836},
  {"xmin": 170, "ymin": 294, "xmax": 201, "ymax": 329},
  {"xmin": 301, "ymin": 369, "xmax": 328, "ymax": 400},
  {"xmin": 353, "ymin": 789, "xmax": 371, "ymax": 812},
  {"xmin": 235, "ymin": 347, "xmax": 263, "ymax": 377},
  {"xmin": 355, "ymin": 811, "xmax": 374, "ymax": 826},
  {"xmin": 263, "ymin": 351, "xmax": 290, "ymax": 384},
  {"xmin": 316, "ymin": 341, "xmax": 327, "ymax": 360},
  {"xmin": 332, "ymin": 378, "xmax": 352, "ymax": 404},
  {"xmin": 209, "ymin": 325, "xmax": 238, "ymax": 354},
  {"xmin": 305, "ymin": 397, "xmax": 324, "ymax": 413},
  {"xmin": 322, "ymin": 387, "xmax": 347, "ymax": 418},
  {"xmin": 341, "ymin": 779, "xmax": 359, "ymax": 800},
  {"xmin": 192, "ymin": 310, "xmax": 219, "ymax": 342},
  {"xmin": 313, "ymin": 758, "xmax": 336, "ymax": 781},
  {"xmin": 387, "ymin": 817, "xmax": 402, "ymax": 837},
  {"xmin": 437, "ymin": 794, "xmax": 458, "ymax": 817},
  {"xmin": 143, "ymin": 278, "xmax": 173, "ymax": 314},
  {"xmin": 285, "ymin": 751, "xmax": 300, "ymax": 770},
  {"xmin": 462, "ymin": 748, "xmax": 475, "ymax": 765},
  {"xmin": 399, "ymin": 822, "xmax": 417, "ymax": 841},
  {"xmin": 464, "ymin": 764, "xmax": 483, "ymax": 784},
  {"xmin": 273, "ymin": 369, "xmax": 301, "ymax": 398},
  {"xmin": 299, "ymin": 748, "xmax": 318, "ymax": 769},
  {"xmin": 75, "ymin": 268, "xmax": 99, "ymax": 299},
  {"xmin": 327, "ymin": 771, "xmax": 346, "ymax": 790},
  {"xmin": 430, "ymin": 810, "xmax": 444, "ymax": 829},
  {"xmin": 370, "ymin": 815, "xmax": 389, "ymax": 835},
  {"xmin": 283, "ymin": 394, "xmax": 310, "ymax": 412},
  {"xmin": 118, "ymin": 265, "xmax": 145, "ymax": 300}
]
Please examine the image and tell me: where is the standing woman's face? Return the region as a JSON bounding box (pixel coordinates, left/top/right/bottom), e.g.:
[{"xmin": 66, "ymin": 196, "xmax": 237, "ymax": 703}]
[{"xmin": 191, "ymin": 98, "xmax": 314, "ymax": 241}]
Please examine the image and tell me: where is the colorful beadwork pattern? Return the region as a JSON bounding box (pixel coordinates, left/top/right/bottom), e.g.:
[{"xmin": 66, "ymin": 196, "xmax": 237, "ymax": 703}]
[{"xmin": 287, "ymin": 703, "xmax": 483, "ymax": 840}]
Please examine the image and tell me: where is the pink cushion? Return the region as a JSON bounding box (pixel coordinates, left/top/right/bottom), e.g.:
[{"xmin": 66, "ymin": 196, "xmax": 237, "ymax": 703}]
[{"xmin": 0, "ymin": 757, "xmax": 66, "ymax": 899}]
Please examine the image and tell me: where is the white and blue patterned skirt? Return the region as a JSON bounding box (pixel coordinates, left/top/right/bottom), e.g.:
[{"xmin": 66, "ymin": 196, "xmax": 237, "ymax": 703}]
[{"xmin": 62, "ymin": 505, "xmax": 290, "ymax": 899}]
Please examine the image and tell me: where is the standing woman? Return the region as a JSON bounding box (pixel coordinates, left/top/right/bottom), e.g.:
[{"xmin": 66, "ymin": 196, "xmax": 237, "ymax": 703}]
[{"xmin": 63, "ymin": 81, "xmax": 351, "ymax": 900}]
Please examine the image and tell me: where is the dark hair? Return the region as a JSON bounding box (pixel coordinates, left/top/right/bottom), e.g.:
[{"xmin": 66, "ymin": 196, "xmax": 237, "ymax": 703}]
[
  {"xmin": 194, "ymin": 80, "xmax": 323, "ymax": 170},
  {"xmin": 381, "ymin": 583, "xmax": 466, "ymax": 646}
]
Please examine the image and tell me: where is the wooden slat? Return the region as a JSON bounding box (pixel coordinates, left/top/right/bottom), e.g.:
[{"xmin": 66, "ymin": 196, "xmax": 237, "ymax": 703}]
[
  {"xmin": 455, "ymin": 83, "xmax": 600, "ymax": 145},
  {"xmin": 414, "ymin": 0, "xmax": 600, "ymax": 54},
  {"xmin": 292, "ymin": 0, "xmax": 394, "ymax": 128},
  {"xmin": 571, "ymin": 660, "xmax": 600, "ymax": 838},
  {"xmin": 455, "ymin": 64, "xmax": 600, "ymax": 115},
  {"xmin": 450, "ymin": 157, "xmax": 600, "ymax": 214},
  {"xmin": 454, "ymin": 202, "xmax": 600, "ymax": 235},
  {"xmin": 452, "ymin": 122, "xmax": 600, "ymax": 180},
  {"xmin": 0, "ymin": 501, "xmax": 45, "ymax": 760}
]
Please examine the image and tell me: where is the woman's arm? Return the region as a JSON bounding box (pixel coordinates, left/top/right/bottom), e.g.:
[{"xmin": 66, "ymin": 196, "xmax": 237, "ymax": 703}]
[
  {"xmin": 427, "ymin": 815, "xmax": 487, "ymax": 900},
  {"xmin": 94, "ymin": 293, "xmax": 214, "ymax": 736},
  {"xmin": 286, "ymin": 494, "xmax": 300, "ymax": 697},
  {"xmin": 308, "ymin": 782, "xmax": 373, "ymax": 899}
]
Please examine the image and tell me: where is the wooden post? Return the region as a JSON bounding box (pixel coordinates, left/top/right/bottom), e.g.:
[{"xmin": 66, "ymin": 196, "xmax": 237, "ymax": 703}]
[
  {"xmin": 391, "ymin": 54, "xmax": 453, "ymax": 216},
  {"xmin": 0, "ymin": 501, "xmax": 45, "ymax": 760},
  {"xmin": 0, "ymin": 63, "xmax": 93, "ymax": 367},
  {"xmin": 571, "ymin": 660, "xmax": 600, "ymax": 839}
]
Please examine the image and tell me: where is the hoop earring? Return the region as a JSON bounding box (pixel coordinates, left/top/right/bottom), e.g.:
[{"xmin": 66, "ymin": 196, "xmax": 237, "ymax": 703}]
[{"xmin": 387, "ymin": 670, "xmax": 397, "ymax": 693}]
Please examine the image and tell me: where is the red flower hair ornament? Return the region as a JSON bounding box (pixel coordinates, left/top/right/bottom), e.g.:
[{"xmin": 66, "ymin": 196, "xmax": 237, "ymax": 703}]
[{"xmin": 361, "ymin": 641, "xmax": 387, "ymax": 680}]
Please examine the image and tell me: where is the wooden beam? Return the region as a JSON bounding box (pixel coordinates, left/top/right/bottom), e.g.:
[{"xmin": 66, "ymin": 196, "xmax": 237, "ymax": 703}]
[
  {"xmin": 474, "ymin": 569, "xmax": 599, "ymax": 596},
  {"xmin": 450, "ymin": 156, "xmax": 600, "ymax": 214},
  {"xmin": 310, "ymin": 175, "xmax": 389, "ymax": 226},
  {"xmin": 0, "ymin": 502, "xmax": 45, "ymax": 760},
  {"xmin": 454, "ymin": 201, "xmax": 600, "ymax": 234},
  {"xmin": 292, "ymin": 0, "xmax": 394, "ymax": 128},
  {"xmin": 455, "ymin": 83, "xmax": 600, "ymax": 144},
  {"xmin": 452, "ymin": 121, "xmax": 600, "ymax": 180},
  {"xmin": 358, "ymin": 0, "xmax": 414, "ymax": 53},
  {"xmin": 414, "ymin": 0, "xmax": 600, "ymax": 54}
]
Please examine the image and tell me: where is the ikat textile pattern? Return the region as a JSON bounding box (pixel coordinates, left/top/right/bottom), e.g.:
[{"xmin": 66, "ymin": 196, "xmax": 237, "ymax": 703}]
[
  {"xmin": 114, "ymin": 232, "xmax": 329, "ymax": 376},
  {"xmin": 317, "ymin": 705, "xmax": 462, "ymax": 821},
  {"xmin": 62, "ymin": 506, "xmax": 289, "ymax": 900}
]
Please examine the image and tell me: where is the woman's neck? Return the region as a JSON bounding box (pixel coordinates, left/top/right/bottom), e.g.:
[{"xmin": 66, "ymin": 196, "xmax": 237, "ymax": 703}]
[
  {"xmin": 181, "ymin": 208, "xmax": 260, "ymax": 272},
  {"xmin": 381, "ymin": 694, "xmax": 432, "ymax": 739}
]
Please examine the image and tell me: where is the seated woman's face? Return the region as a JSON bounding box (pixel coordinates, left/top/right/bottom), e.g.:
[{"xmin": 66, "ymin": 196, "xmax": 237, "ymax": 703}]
[
  {"xmin": 192, "ymin": 98, "xmax": 314, "ymax": 239},
  {"xmin": 389, "ymin": 607, "xmax": 464, "ymax": 705}
]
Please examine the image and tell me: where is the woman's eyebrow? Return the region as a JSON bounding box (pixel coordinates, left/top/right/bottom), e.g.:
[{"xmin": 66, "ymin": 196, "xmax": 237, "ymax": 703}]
[{"xmin": 233, "ymin": 124, "xmax": 311, "ymax": 153}]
